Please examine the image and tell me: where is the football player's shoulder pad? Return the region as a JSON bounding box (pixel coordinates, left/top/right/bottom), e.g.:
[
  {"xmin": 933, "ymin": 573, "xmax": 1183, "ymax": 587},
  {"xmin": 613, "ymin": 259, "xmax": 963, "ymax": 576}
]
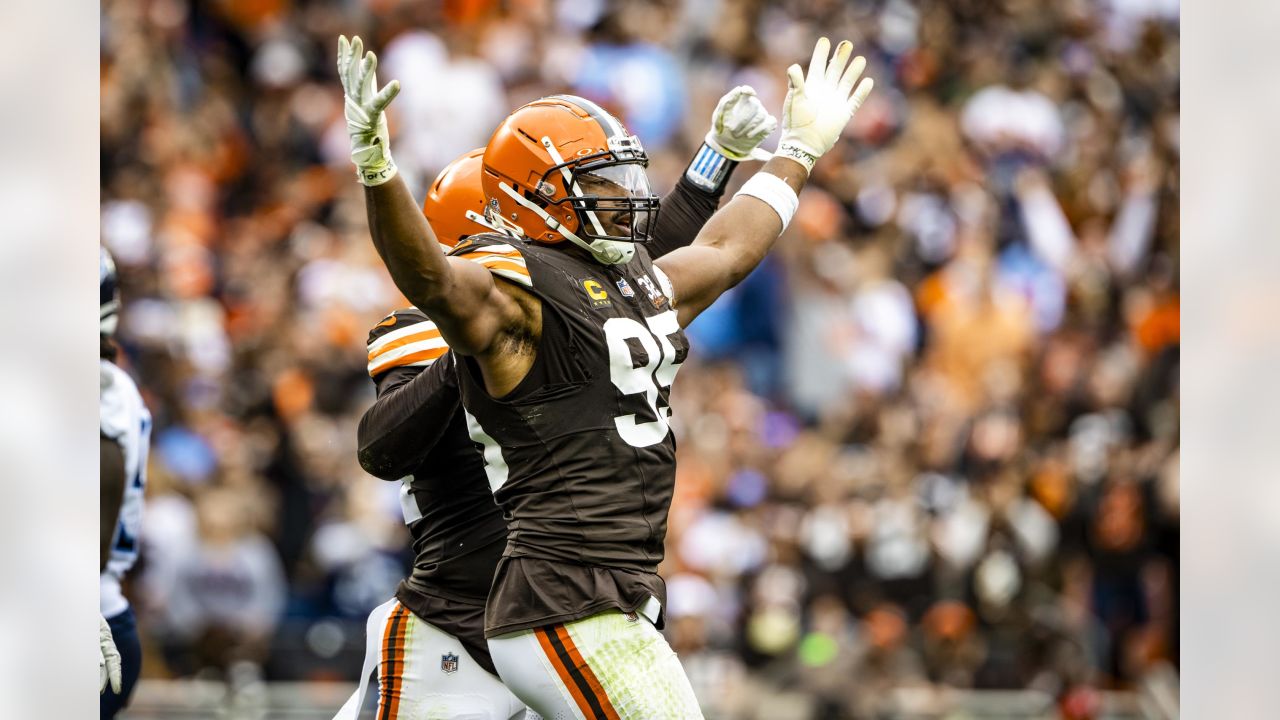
[
  {"xmin": 366, "ymin": 307, "xmax": 448, "ymax": 379},
  {"xmin": 447, "ymin": 233, "xmax": 533, "ymax": 289},
  {"xmin": 366, "ymin": 306, "xmax": 432, "ymax": 347}
]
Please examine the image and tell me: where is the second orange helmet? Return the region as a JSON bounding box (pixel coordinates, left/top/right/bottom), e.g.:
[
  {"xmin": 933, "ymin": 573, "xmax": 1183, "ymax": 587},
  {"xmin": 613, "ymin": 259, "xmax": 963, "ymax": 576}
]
[{"xmin": 423, "ymin": 148, "xmax": 516, "ymax": 248}]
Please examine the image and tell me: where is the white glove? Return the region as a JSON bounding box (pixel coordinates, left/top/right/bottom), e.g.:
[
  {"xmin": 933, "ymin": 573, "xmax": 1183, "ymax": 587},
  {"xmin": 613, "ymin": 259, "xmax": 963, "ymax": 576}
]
[
  {"xmin": 337, "ymin": 35, "xmax": 402, "ymax": 186},
  {"xmin": 99, "ymin": 614, "xmax": 122, "ymax": 695},
  {"xmin": 705, "ymin": 86, "xmax": 778, "ymax": 162},
  {"xmin": 776, "ymin": 37, "xmax": 874, "ymax": 173}
]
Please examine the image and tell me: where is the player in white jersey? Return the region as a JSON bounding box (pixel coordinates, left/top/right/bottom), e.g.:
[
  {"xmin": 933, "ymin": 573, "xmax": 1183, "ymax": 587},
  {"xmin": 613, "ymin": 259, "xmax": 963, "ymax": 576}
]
[{"xmin": 99, "ymin": 247, "xmax": 152, "ymax": 718}]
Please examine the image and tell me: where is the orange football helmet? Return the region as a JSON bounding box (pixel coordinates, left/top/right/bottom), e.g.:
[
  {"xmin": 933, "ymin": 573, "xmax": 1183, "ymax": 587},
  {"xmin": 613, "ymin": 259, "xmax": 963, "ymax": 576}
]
[
  {"xmin": 481, "ymin": 95, "xmax": 659, "ymax": 265},
  {"xmin": 422, "ymin": 148, "xmax": 518, "ymax": 248}
]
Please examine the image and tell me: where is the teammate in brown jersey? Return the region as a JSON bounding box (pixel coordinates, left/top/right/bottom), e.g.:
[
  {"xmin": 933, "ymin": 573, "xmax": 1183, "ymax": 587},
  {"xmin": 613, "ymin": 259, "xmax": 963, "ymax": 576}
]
[
  {"xmin": 338, "ymin": 32, "xmax": 873, "ymax": 719},
  {"xmin": 335, "ymin": 86, "xmax": 775, "ymax": 720}
]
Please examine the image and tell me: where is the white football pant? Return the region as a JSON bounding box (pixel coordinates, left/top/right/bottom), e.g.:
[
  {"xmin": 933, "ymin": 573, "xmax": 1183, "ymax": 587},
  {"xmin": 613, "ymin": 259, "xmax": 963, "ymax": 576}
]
[
  {"xmin": 487, "ymin": 602, "xmax": 703, "ymax": 720},
  {"xmin": 334, "ymin": 598, "xmax": 536, "ymax": 720}
]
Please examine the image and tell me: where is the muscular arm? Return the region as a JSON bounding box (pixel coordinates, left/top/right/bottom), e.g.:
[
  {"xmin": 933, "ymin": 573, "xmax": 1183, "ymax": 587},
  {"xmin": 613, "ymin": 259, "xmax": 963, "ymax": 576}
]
[
  {"xmin": 655, "ymin": 158, "xmax": 808, "ymax": 326},
  {"xmin": 100, "ymin": 436, "xmax": 125, "ymax": 572},
  {"xmin": 338, "ymin": 36, "xmax": 523, "ymax": 356},
  {"xmin": 363, "ymin": 177, "xmax": 524, "ymax": 356},
  {"xmin": 357, "ymin": 358, "xmax": 460, "ymax": 480}
]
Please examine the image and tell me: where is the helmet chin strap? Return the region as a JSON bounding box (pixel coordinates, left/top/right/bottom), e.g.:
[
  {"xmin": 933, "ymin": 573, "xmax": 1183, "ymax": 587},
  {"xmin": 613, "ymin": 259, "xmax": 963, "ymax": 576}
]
[
  {"xmin": 588, "ymin": 238, "xmax": 635, "ymax": 265},
  {"xmin": 496, "ymin": 182, "xmax": 633, "ymax": 264},
  {"xmin": 465, "ymin": 209, "xmax": 523, "ymax": 240}
]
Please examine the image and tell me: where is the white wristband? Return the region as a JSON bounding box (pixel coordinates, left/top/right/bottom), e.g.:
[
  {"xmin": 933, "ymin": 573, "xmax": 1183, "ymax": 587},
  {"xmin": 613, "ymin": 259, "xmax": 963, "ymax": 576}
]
[
  {"xmin": 357, "ymin": 159, "xmax": 398, "ymax": 187},
  {"xmin": 776, "ymin": 141, "xmax": 819, "ymax": 173},
  {"xmin": 735, "ymin": 171, "xmax": 800, "ymax": 230}
]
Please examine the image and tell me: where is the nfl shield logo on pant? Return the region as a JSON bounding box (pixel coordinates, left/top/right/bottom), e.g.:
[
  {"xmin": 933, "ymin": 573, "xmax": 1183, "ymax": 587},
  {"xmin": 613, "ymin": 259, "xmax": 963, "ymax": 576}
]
[{"xmin": 441, "ymin": 652, "xmax": 459, "ymax": 674}]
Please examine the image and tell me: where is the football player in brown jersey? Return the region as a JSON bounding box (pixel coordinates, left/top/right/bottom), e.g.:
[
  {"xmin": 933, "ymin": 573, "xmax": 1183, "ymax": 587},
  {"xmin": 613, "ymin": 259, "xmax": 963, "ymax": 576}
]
[
  {"xmin": 338, "ymin": 33, "xmax": 872, "ymax": 719},
  {"xmin": 337, "ymin": 84, "xmax": 776, "ymax": 720}
]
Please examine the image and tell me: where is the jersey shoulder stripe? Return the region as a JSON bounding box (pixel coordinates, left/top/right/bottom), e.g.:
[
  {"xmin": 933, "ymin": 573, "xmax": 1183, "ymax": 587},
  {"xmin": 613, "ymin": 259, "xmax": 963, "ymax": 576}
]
[
  {"xmin": 367, "ymin": 307, "xmax": 431, "ymax": 345},
  {"xmin": 366, "ymin": 307, "xmax": 448, "ymax": 377},
  {"xmin": 449, "ymin": 236, "xmax": 533, "ymax": 288}
]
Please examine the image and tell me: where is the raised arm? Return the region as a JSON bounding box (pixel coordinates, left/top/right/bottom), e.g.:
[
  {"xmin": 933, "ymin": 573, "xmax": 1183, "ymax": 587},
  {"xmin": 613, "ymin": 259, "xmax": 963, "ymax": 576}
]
[
  {"xmin": 338, "ymin": 35, "xmax": 522, "ymax": 356},
  {"xmin": 656, "ymin": 38, "xmax": 874, "ymax": 326},
  {"xmin": 646, "ymin": 87, "xmax": 777, "ymax": 258}
]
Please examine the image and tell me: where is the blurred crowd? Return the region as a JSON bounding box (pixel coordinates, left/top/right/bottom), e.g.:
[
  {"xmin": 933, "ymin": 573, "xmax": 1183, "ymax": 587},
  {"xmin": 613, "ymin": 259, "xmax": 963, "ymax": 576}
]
[{"xmin": 100, "ymin": 0, "xmax": 1178, "ymax": 717}]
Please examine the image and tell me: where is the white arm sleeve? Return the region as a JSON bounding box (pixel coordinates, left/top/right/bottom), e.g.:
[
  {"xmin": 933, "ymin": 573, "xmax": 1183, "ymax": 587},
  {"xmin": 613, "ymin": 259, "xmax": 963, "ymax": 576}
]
[
  {"xmin": 1107, "ymin": 190, "xmax": 1158, "ymax": 278},
  {"xmin": 1017, "ymin": 182, "xmax": 1076, "ymax": 272}
]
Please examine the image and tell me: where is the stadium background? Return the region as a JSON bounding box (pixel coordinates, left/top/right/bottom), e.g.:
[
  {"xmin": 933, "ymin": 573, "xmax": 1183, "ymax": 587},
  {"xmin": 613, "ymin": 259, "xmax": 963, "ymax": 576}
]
[{"xmin": 99, "ymin": 0, "xmax": 1179, "ymax": 717}]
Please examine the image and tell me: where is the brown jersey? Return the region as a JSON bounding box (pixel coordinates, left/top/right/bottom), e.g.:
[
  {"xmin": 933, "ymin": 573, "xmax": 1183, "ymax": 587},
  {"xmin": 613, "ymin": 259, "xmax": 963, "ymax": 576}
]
[
  {"xmin": 449, "ymin": 235, "xmax": 689, "ymax": 637},
  {"xmin": 360, "ymin": 308, "xmax": 508, "ymax": 674}
]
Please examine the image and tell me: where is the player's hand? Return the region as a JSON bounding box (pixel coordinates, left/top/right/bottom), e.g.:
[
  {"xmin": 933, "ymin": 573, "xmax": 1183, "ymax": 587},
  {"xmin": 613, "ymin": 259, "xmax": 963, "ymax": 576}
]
[
  {"xmin": 777, "ymin": 37, "xmax": 874, "ymax": 173},
  {"xmin": 337, "ymin": 34, "xmax": 402, "ymax": 186},
  {"xmin": 99, "ymin": 614, "xmax": 122, "ymax": 695},
  {"xmin": 705, "ymin": 86, "xmax": 778, "ymax": 162}
]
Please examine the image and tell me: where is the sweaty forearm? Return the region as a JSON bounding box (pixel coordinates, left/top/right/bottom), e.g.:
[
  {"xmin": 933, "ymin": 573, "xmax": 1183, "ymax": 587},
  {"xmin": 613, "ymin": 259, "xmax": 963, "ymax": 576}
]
[
  {"xmin": 698, "ymin": 157, "xmax": 808, "ymax": 283},
  {"xmin": 364, "ymin": 176, "xmax": 456, "ymax": 309},
  {"xmin": 357, "ymin": 361, "xmax": 460, "ymax": 480},
  {"xmin": 657, "ymin": 157, "xmax": 808, "ymax": 326}
]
